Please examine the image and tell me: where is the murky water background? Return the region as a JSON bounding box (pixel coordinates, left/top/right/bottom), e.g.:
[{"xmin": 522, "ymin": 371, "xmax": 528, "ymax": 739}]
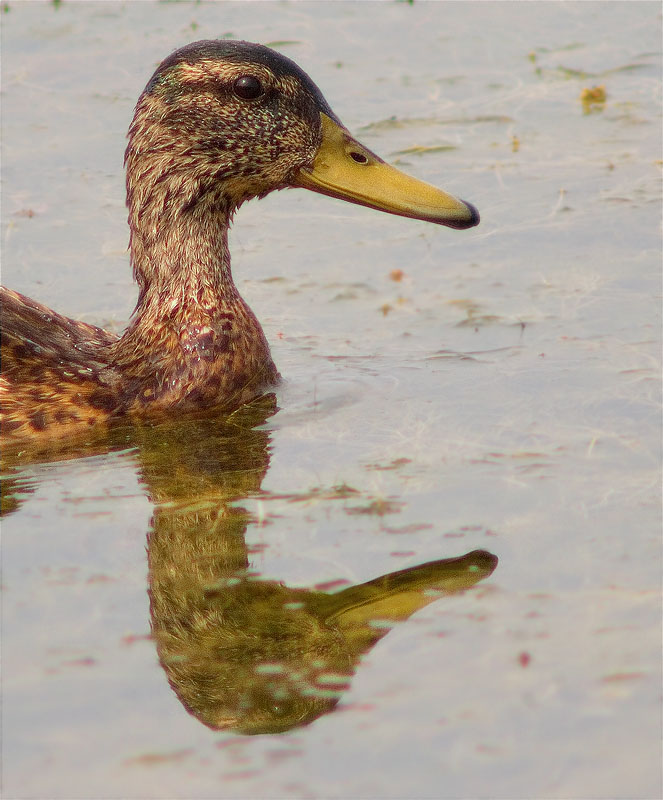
[{"xmin": 2, "ymin": 2, "xmax": 661, "ymax": 798}]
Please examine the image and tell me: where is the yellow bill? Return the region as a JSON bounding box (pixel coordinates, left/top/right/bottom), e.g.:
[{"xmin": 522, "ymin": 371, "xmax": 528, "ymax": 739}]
[{"xmin": 293, "ymin": 113, "xmax": 479, "ymax": 229}]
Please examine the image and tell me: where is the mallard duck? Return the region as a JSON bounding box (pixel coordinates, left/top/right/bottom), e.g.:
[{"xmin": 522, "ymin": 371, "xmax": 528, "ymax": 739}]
[{"xmin": 0, "ymin": 40, "xmax": 479, "ymax": 442}]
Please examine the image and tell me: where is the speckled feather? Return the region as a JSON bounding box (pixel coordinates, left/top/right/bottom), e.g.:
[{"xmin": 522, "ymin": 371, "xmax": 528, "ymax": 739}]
[{"xmin": 1, "ymin": 40, "xmax": 334, "ymax": 442}]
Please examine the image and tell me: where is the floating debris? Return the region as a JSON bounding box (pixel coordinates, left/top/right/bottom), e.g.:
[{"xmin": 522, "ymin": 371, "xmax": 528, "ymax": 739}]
[{"xmin": 580, "ymin": 85, "xmax": 607, "ymax": 113}]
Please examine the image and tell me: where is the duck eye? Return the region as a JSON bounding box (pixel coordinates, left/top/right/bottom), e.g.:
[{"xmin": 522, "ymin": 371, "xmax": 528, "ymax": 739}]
[{"xmin": 233, "ymin": 75, "xmax": 263, "ymax": 100}]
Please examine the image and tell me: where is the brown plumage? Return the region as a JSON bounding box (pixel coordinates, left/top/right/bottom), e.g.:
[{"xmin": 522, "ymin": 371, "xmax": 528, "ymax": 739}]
[{"xmin": 1, "ymin": 40, "xmax": 479, "ymax": 443}]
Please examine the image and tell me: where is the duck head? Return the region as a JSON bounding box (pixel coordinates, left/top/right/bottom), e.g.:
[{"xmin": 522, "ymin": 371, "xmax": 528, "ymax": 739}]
[{"xmin": 126, "ymin": 39, "xmax": 479, "ymax": 233}]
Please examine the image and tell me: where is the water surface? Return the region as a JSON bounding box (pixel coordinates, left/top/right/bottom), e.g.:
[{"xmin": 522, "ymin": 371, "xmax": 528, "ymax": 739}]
[{"xmin": 2, "ymin": 2, "xmax": 661, "ymax": 798}]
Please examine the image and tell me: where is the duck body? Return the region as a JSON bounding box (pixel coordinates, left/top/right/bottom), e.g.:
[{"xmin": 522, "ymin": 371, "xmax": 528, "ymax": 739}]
[
  {"xmin": 1, "ymin": 280, "xmax": 276, "ymax": 438},
  {"xmin": 1, "ymin": 40, "xmax": 478, "ymax": 443}
]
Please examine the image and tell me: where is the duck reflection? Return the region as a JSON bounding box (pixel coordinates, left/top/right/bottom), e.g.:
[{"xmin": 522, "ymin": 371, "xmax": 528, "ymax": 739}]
[
  {"xmin": 1, "ymin": 398, "xmax": 498, "ymax": 736},
  {"xmin": 137, "ymin": 401, "xmax": 497, "ymax": 735}
]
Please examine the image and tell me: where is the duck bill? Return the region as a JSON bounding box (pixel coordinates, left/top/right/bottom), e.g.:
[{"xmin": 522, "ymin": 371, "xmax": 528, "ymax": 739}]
[{"xmin": 292, "ymin": 113, "xmax": 479, "ymax": 229}]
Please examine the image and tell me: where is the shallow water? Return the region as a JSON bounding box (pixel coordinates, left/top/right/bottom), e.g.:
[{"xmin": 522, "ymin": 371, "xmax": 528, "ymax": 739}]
[{"xmin": 1, "ymin": 2, "xmax": 661, "ymax": 798}]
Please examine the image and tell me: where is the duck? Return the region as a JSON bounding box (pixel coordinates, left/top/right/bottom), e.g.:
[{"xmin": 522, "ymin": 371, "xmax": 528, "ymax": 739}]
[{"xmin": 0, "ymin": 40, "xmax": 479, "ymax": 443}]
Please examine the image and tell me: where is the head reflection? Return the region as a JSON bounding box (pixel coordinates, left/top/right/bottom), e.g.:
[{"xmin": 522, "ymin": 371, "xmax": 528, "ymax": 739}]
[{"xmin": 149, "ymin": 543, "xmax": 497, "ymax": 735}]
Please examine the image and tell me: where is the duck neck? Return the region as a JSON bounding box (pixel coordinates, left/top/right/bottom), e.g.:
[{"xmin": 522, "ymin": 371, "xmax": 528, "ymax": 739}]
[
  {"xmin": 110, "ymin": 186, "xmax": 278, "ymax": 412},
  {"xmin": 129, "ymin": 199, "xmax": 239, "ymax": 318}
]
